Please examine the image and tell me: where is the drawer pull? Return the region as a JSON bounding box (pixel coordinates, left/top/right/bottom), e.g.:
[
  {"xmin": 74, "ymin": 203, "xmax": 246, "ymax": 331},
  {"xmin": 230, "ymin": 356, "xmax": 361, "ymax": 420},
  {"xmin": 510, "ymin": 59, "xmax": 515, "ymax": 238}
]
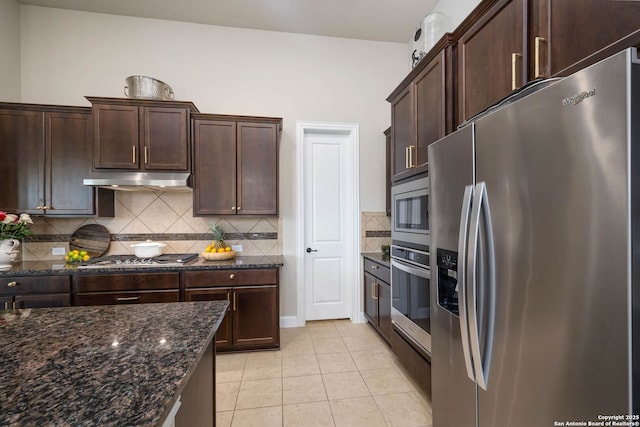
[
  {"xmin": 116, "ymin": 296, "xmax": 140, "ymax": 302},
  {"xmin": 7, "ymin": 281, "xmax": 17, "ymax": 287},
  {"xmin": 229, "ymin": 273, "xmax": 235, "ymax": 280},
  {"xmin": 371, "ymin": 265, "xmax": 379, "ymax": 270}
]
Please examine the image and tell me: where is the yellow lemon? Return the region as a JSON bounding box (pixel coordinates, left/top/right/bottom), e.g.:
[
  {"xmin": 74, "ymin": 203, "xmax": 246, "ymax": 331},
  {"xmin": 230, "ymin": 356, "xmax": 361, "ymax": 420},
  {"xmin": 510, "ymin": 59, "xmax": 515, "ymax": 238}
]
[
  {"xmin": 205, "ymin": 245, "xmax": 213, "ymax": 252},
  {"xmin": 225, "ymin": 247, "xmax": 231, "ymax": 252}
]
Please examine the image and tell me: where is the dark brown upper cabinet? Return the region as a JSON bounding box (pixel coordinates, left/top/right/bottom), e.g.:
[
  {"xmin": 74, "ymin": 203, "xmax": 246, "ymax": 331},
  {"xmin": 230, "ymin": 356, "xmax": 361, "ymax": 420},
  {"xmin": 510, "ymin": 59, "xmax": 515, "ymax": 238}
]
[
  {"xmin": 192, "ymin": 114, "xmax": 282, "ymax": 216},
  {"xmin": 86, "ymin": 97, "xmax": 198, "ymax": 171},
  {"xmin": 454, "ymin": 0, "xmax": 640, "ymax": 126},
  {"xmin": 387, "ymin": 36, "xmax": 454, "ymax": 182},
  {"xmin": 457, "ymin": 0, "xmax": 526, "ymax": 124},
  {"xmin": 531, "ymin": 0, "xmax": 640, "ymax": 78},
  {"xmin": 0, "ymin": 103, "xmax": 114, "ymax": 217}
]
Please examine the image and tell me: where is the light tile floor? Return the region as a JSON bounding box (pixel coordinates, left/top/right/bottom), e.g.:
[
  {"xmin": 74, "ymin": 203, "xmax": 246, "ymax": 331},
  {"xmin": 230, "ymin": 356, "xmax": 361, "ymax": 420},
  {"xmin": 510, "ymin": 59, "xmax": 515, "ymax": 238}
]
[{"xmin": 215, "ymin": 319, "xmax": 433, "ymax": 427}]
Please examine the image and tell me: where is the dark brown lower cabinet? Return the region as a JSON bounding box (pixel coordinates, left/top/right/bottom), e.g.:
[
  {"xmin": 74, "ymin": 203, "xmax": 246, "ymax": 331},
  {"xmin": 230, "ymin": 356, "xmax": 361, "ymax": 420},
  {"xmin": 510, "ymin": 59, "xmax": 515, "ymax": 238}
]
[
  {"xmin": 392, "ymin": 326, "xmax": 432, "ymax": 398},
  {"xmin": 72, "ymin": 272, "xmax": 180, "ymax": 306},
  {"xmin": 184, "ymin": 269, "xmax": 280, "ymax": 352},
  {"xmin": 0, "ymin": 275, "xmax": 71, "ymax": 308},
  {"xmin": 363, "ymin": 257, "xmax": 392, "ymax": 343}
]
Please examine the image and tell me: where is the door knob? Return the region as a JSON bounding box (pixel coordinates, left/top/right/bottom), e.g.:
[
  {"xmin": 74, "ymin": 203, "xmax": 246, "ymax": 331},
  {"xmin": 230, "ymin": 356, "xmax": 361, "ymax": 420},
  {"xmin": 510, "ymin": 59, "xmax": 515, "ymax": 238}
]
[{"xmin": 306, "ymin": 248, "xmax": 318, "ymax": 253}]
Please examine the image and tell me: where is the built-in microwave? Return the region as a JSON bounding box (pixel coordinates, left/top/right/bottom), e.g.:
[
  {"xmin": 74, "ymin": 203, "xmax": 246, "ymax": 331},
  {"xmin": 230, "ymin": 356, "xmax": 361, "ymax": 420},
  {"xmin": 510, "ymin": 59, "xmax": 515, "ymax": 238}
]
[{"xmin": 391, "ymin": 175, "xmax": 429, "ymax": 251}]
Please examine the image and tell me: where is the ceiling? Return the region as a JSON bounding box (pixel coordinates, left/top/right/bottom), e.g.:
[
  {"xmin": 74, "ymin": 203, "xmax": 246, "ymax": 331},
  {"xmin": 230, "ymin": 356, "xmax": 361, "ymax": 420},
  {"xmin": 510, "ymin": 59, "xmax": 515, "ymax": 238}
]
[{"xmin": 17, "ymin": 0, "xmax": 439, "ymax": 43}]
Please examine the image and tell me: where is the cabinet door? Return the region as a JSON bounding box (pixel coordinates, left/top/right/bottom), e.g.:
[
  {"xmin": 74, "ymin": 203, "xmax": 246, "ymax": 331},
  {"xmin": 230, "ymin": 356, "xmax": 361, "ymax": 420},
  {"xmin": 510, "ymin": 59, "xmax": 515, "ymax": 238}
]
[
  {"xmin": 237, "ymin": 122, "xmax": 278, "ymax": 215},
  {"xmin": 192, "ymin": 119, "xmax": 237, "ymax": 216},
  {"xmin": 46, "ymin": 111, "xmax": 95, "ymax": 215},
  {"xmin": 377, "ymin": 281, "xmax": 392, "ymax": 342},
  {"xmin": 534, "ymin": 0, "xmax": 640, "ymax": 77},
  {"xmin": 15, "ymin": 293, "xmax": 71, "ymax": 308},
  {"xmin": 143, "ymin": 107, "xmax": 189, "ymax": 170},
  {"xmin": 458, "ymin": 0, "xmax": 526, "ymax": 123},
  {"xmin": 93, "ymin": 104, "xmax": 140, "ymax": 169},
  {"xmin": 233, "ymin": 286, "xmax": 278, "ymax": 348},
  {"xmin": 384, "ymin": 127, "xmax": 391, "ymax": 216},
  {"xmin": 0, "ymin": 109, "xmax": 44, "ymax": 213},
  {"xmin": 390, "ymin": 86, "xmax": 414, "ymax": 182},
  {"xmin": 184, "ymin": 288, "xmax": 232, "ymax": 349},
  {"xmin": 74, "ymin": 291, "xmax": 179, "ymax": 306},
  {"xmin": 363, "ymin": 272, "xmax": 379, "ymax": 326},
  {"xmin": 414, "ymin": 51, "xmax": 446, "ymax": 174}
]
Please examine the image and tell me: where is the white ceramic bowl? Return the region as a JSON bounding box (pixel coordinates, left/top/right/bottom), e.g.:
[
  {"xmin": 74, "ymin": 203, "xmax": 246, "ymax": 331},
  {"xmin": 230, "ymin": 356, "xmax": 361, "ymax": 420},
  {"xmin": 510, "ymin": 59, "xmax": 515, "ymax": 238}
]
[{"xmin": 130, "ymin": 241, "xmax": 166, "ymax": 258}]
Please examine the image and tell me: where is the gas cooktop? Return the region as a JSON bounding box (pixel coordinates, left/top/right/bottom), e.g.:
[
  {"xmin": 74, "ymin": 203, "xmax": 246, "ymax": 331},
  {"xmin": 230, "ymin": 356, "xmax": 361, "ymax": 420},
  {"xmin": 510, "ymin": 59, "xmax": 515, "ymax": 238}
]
[{"xmin": 77, "ymin": 253, "xmax": 199, "ymax": 269}]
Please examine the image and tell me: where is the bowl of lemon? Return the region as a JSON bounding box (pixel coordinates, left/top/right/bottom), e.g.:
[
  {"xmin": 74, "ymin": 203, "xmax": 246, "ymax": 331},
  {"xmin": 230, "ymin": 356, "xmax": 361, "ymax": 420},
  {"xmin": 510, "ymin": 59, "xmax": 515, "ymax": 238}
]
[{"xmin": 201, "ymin": 223, "xmax": 236, "ymax": 260}]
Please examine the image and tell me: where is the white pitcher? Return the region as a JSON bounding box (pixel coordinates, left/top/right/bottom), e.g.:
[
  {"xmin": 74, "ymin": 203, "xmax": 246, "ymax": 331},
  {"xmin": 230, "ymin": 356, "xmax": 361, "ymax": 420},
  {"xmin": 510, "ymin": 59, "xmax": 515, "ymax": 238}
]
[{"xmin": 0, "ymin": 239, "xmax": 20, "ymax": 254}]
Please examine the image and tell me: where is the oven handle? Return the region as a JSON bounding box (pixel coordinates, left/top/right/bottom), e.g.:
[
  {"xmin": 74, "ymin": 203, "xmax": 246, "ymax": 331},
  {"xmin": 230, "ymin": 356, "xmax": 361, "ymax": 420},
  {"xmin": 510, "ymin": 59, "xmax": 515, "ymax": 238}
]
[
  {"xmin": 390, "ymin": 258, "xmax": 430, "ymax": 279},
  {"xmin": 458, "ymin": 185, "xmax": 475, "ymax": 383}
]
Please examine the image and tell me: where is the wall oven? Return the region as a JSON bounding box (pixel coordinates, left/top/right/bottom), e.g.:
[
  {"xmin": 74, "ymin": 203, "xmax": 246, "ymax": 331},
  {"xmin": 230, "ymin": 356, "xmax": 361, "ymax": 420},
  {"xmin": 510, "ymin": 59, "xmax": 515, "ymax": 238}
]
[
  {"xmin": 390, "ymin": 245, "xmax": 431, "ymax": 354},
  {"xmin": 390, "ymin": 174, "xmax": 431, "ymax": 354},
  {"xmin": 391, "ymin": 176, "xmax": 429, "ymax": 251}
]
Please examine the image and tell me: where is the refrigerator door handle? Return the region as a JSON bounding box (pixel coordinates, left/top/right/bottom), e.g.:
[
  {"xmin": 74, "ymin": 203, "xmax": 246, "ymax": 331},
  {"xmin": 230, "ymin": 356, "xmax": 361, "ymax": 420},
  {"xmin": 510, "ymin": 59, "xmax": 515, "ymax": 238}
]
[
  {"xmin": 457, "ymin": 184, "xmax": 475, "ymax": 382},
  {"xmin": 468, "ymin": 182, "xmax": 496, "ymax": 391}
]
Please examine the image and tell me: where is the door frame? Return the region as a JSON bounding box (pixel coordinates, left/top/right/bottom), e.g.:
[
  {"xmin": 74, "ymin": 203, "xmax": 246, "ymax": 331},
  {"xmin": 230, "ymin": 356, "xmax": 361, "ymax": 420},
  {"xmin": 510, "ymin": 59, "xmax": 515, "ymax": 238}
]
[{"xmin": 295, "ymin": 121, "xmax": 361, "ymax": 327}]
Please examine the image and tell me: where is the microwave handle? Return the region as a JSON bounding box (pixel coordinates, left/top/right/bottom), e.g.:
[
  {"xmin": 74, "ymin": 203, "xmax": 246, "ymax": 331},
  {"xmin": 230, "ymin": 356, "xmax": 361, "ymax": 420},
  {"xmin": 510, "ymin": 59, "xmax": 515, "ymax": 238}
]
[{"xmin": 391, "ymin": 259, "xmax": 430, "ymax": 280}]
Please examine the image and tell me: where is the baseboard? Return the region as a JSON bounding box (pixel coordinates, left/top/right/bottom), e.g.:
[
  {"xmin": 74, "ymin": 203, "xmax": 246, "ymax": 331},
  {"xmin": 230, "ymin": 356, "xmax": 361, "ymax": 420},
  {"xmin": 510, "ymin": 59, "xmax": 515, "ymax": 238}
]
[{"xmin": 279, "ymin": 316, "xmax": 300, "ymax": 328}]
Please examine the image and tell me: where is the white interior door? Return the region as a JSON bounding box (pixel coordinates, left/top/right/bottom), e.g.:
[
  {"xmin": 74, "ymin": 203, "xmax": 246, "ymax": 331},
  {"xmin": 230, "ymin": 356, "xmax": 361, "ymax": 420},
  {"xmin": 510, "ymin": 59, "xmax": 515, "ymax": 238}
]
[{"xmin": 303, "ymin": 128, "xmax": 356, "ymax": 321}]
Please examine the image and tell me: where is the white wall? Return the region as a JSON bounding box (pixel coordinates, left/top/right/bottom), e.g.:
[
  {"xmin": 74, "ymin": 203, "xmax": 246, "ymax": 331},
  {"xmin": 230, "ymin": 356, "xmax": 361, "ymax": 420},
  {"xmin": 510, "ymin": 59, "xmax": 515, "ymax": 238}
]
[
  {"xmin": 0, "ymin": 0, "xmax": 21, "ymax": 101},
  {"xmin": 431, "ymin": 0, "xmax": 482, "ymax": 32},
  {"xmin": 18, "ymin": 5, "xmax": 408, "ymax": 319}
]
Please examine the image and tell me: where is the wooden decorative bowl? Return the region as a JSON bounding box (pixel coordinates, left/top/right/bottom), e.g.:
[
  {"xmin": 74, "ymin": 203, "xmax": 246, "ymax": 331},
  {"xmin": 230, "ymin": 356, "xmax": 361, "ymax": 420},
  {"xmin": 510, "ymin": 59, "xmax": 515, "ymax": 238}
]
[{"xmin": 201, "ymin": 250, "xmax": 236, "ymax": 261}]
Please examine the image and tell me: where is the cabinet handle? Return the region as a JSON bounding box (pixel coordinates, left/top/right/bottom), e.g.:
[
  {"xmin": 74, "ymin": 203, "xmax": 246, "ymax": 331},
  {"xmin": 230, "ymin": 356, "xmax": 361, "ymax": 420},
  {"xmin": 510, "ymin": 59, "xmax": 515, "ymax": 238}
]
[
  {"xmin": 7, "ymin": 281, "xmax": 17, "ymax": 287},
  {"xmin": 232, "ymin": 207, "xmax": 236, "ymax": 211},
  {"xmin": 43, "ymin": 206, "xmax": 50, "ymax": 210},
  {"xmin": 132, "ymin": 146, "xmax": 136, "ymax": 164},
  {"xmin": 229, "ymin": 273, "xmax": 235, "ymax": 280},
  {"xmin": 371, "ymin": 265, "xmax": 379, "ymax": 270},
  {"xmin": 35, "ymin": 206, "xmax": 43, "ymax": 210},
  {"xmin": 534, "ymin": 37, "xmax": 546, "ymax": 79},
  {"xmin": 511, "ymin": 53, "xmax": 522, "ymax": 91},
  {"xmin": 226, "ymin": 290, "xmax": 231, "ymax": 312},
  {"xmin": 233, "ymin": 292, "xmax": 237, "ymax": 311},
  {"xmin": 405, "ymin": 146, "xmax": 410, "ymax": 169},
  {"xmin": 116, "ymin": 296, "xmax": 140, "ymax": 302},
  {"xmin": 372, "ymin": 282, "xmax": 378, "ymax": 300},
  {"xmin": 410, "ymin": 145, "xmax": 417, "ymax": 168},
  {"xmin": 144, "ymin": 146, "xmax": 149, "ymax": 164},
  {"xmin": 237, "ymin": 206, "xmax": 241, "ymax": 210}
]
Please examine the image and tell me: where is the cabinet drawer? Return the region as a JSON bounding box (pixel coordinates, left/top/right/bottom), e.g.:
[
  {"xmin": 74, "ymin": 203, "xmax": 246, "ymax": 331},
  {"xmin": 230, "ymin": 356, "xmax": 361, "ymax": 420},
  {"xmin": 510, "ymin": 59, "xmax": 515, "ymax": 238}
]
[
  {"xmin": 73, "ymin": 272, "xmax": 179, "ymax": 292},
  {"xmin": 363, "ymin": 259, "xmax": 390, "ymax": 283},
  {"xmin": 74, "ymin": 290, "xmax": 179, "ymax": 306},
  {"xmin": 0, "ymin": 275, "xmax": 70, "ymax": 295},
  {"xmin": 184, "ymin": 269, "xmax": 278, "ymax": 288}
]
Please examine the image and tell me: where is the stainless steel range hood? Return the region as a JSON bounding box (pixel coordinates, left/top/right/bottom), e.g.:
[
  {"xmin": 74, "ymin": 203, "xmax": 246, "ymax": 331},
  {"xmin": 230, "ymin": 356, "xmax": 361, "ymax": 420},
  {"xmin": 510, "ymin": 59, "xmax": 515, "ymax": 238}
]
[{"xmin": 83, "ymin": 172, "xmax": 192, "ymax": 192}]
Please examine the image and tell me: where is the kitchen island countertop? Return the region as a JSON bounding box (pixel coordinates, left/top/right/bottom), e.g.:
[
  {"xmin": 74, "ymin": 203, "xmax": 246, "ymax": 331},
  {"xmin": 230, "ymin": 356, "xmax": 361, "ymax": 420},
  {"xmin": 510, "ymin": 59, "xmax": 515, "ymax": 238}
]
[{"xmin": 0, "ymin": 301, "xmax": 228, "ymax": 426}]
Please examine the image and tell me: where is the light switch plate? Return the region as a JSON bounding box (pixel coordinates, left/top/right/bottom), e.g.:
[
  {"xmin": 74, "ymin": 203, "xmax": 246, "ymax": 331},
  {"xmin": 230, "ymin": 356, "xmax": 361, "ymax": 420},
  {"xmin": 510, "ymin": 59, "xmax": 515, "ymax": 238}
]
[
  {"xmin": 52, "ymin": 247, "xmax": 66, "ymax": 256},
  {"xmin": 232, "ymin": 245, "xmax": 243, "ymax": 252}
]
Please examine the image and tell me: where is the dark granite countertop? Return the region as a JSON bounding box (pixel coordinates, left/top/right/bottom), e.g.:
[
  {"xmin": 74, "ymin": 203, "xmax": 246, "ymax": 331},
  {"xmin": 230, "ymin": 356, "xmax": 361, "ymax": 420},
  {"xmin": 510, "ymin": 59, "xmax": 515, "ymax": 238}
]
[
  {"xmin": 0, "ymin": 255, "xmax": 284, "ymax": 277},
  {"xmin": 0, "ymin": 301, "xmax": 228, "ymax": 426},
  {"xmin": 362, "ymin": 252, "xmax": 390, "ymax": 267}
]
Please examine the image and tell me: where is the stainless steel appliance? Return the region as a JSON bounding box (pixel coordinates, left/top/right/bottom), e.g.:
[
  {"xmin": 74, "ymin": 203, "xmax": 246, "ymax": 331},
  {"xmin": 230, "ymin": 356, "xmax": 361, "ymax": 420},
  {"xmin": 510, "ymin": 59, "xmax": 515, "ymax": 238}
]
[
  {"xmin": 429, "ymin": 48, "xmax": 639, "ymax": 426},
  {"xmin": 391, "ymin": 175, "xmax": 429, "ymax": 251},
  {"xmin": 77, "ymin": 253, "xmax": 198, "ymax": 269},
  {"xmin": 390, "ymin": 245, "xmax": 431, "ymax": 354},
  {"xmin": 390, "ymin": 174, "xmax": 431, "ymax": 353}
]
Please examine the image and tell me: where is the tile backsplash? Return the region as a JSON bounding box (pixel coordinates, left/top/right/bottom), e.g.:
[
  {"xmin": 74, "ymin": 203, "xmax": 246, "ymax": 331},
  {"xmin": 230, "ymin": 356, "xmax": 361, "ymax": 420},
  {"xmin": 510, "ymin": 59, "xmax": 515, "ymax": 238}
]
[
  {"xmin": 23, "ymin": 191, "xmax": 281, "ymax": 260},
  {"xmin": 361, "ymin": 211, "xmax": 391, "ymax": 253}
]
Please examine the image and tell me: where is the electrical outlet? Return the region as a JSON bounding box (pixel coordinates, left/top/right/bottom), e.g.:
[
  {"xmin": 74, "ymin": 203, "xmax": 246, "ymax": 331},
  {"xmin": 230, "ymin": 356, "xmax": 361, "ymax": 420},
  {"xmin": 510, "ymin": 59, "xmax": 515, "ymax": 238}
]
[
  {"xmin": 52, "ymin": 247, "xmax": 66, "ymax": 256},
  {"xmin": 232, "ymin": 244, "xmax": 243, "ymax": 252}
]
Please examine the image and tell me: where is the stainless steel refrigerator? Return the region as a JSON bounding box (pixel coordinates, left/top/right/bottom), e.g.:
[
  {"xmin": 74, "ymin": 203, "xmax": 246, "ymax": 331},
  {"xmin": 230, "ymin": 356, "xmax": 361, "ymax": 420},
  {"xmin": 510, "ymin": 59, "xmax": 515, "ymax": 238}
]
[{"xmin": 428, "ymin": 48, "xmax": 639, "ymax": 426}]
